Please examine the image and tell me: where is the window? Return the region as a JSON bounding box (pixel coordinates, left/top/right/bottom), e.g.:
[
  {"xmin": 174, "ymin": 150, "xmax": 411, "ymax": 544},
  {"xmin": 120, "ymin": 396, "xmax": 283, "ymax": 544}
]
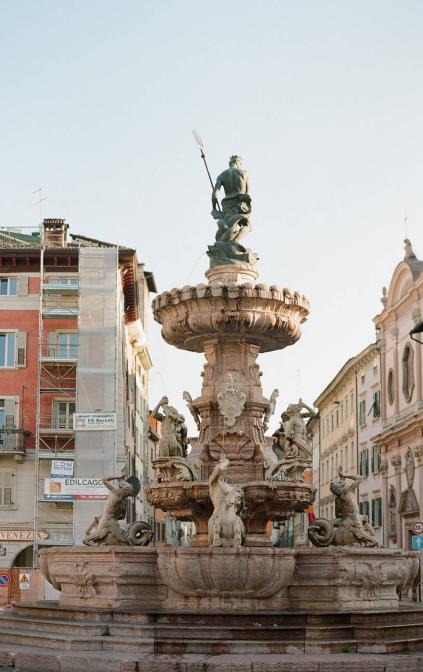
[
  {"xmin": 359, "ymin": 449, "xmax": 369, "ymax": 476},
  {"xmin": 372, "ymin": 497, "xmax": 382, "ymax": 527},
  {"xmin": 0, "ymin": 470, "xmax": 15, "ymax": 506},
  {"xmin": 53, "ymin": 401, "xmax": 76, "ymax": 429},
  {"xmin": 336, "ymin": 410, "xmax": 339, "ymax": 427},
  {"xmin": 361, "ymin": 374, "xmax": 365, "ymax": 385},
  {"xmin": 0, "ymin": 277, "xmax": 17, "ymax": 295},
  {"xmin": 373, "ymin": 365, "xmax": 378, "ymax": 377},
  {"xmin": 331, "ymin": 414, "xmax": 334, "ymax": 431},
  {"xmin": 0, "ymin": 333, "xmax": 15, "ymax": 367},
  {"xmin": 340, "ymin": 404, "xmax": 344, "ymax": 423},
  {"xmin": 359, "ymin": 500, "xmax": 369, "ymax": 518},
  {"xmin": 371, "ymin": 444, "xmax": 381, "ymax": 473},
  {"xmin": 359, "ymin": 399, "xmax": 366, "ymax": 426},
  {"xmin": 350, "ymin": 393, "xmax": 354, "ymax": 414},
  {"xmin": 387, "ymin": 369, "xmax": 394, "ymax": 405},
  {"xmin": 57, "ymin": 333, "xmax": 78, "ymax": 358},
  {"xmin": 373, "ymin": 390, "xmax": 381, "ymax": 418},
  {"xmin": 351, "ymin": 441, "xmax": 354, "ymax": 468},
  {"xmin": 402, "ymin": 343, "xmax": 415, "ymax": 403},
  {"xmin": 49, "ymin": 276, "xmax": 78, "ymax": 286}
]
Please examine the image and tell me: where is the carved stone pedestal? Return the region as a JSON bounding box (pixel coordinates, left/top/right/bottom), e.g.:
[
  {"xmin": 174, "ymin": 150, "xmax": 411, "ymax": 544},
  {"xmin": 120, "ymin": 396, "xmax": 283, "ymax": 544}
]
[
  {"xmin": 289, "ymin": 547, "xmax": 419, "ymax": 611},
  {"xmin": 39, "ymin": 546, "xmax": 166, "ymax": 610}
]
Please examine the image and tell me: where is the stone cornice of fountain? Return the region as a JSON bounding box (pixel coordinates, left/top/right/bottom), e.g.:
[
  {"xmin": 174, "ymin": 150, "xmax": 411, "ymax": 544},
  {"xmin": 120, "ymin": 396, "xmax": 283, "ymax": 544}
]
[{"xmin": 152, "ymin": 281, "xmax": 310, "ymax": 353}]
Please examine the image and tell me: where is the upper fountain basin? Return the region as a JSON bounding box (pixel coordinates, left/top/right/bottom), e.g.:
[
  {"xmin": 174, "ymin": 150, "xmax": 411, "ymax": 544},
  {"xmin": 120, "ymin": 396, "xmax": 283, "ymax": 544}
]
[{"xmin": 152, "ymin": 281, "xmax": 310, "ymax": 353}]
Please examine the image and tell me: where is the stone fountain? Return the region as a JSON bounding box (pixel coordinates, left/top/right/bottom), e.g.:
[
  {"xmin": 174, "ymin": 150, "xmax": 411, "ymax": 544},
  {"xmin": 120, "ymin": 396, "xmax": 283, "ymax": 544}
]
[{"xmin": 2, "ymin": 154, "xmax": 422, "ymax": 671}]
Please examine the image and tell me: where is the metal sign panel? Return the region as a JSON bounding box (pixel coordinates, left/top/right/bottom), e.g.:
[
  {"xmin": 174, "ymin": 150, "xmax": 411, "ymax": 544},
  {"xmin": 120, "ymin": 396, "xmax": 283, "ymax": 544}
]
[
  {"xmin": 73, "ymin": 413, "xmax": 116, "ymax": 431},
  {"xmin": 51, "ymin": 460, "xmax": 74, "ymax": 477},
  {"xmin": 19, "ymin": 573, "xmax": 30, "ymax": 590},
  {"xmin": 44, "ymin": 478, "xmax": 108, "ymax": 500},
  {"xmin": 412, "ymin": 521, "xmax": 423, "ymax": 536},
  {"xmin": 411, "ymin": 535, "xmax": 423, "ymax": 550},
  {"xmin": 0, "ymin": 574, "xmax": 10, "ymax": 587}
]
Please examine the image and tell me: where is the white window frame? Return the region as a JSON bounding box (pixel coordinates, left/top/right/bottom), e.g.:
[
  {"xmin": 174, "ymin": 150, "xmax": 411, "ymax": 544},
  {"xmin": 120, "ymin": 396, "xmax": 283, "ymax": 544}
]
[
  {"xmin": 0, "ymin": 331, "xmax": 17, "ymax": 368},
  {"xmin": 52, "ymin": 399, "xmax": 76, "ymax": 430},
  {"xmin": 0, "ymin": 277, "xmax": 17, "ymax": 296}
]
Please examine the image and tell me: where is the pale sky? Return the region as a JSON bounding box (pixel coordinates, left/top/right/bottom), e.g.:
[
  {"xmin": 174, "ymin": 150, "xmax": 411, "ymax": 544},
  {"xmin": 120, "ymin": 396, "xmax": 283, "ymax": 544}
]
[{"xmin": 1, "ymin": 1, "xmax": 423, "ymax": 434}]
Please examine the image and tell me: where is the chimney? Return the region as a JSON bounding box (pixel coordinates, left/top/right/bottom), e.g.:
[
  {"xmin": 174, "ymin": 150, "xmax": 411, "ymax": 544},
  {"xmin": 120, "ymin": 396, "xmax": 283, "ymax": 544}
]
[{"xmin": 43, "ymin": 218, "xmax": 69, "ymax": 248}]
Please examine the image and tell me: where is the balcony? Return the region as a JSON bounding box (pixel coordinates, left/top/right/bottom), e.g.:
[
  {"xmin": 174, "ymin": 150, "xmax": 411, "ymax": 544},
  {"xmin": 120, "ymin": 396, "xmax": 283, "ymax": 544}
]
[
  {"xmin": 42, "ymin": 306, "xmax": 78, "ymax": 319},
  {"xmin": 43, "ymin": 281, "xmax": 79, "ymax": 295},
  {"xmin": 0, "ymin": 429, "xmax": 30, "ymax": 462},
  {"xmin": 40, "ymin": 343, "xmax": 78, "ymax": 364},
  {"xmin": 39, "ymin": 416, "xmax": 74, "ymax": 435}
]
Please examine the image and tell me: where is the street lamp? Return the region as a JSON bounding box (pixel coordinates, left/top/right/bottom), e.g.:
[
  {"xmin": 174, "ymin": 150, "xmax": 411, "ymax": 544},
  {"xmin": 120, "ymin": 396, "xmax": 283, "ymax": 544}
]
[{"xmin": 410, "ymin": 320, "xmax": 423, "ymax": 345}]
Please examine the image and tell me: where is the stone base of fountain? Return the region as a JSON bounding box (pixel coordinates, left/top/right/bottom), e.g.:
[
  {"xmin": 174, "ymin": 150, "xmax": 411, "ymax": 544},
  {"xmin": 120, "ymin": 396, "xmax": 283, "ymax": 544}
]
[{"xmin": 38, "ymin": 545, "xmax": 419, "ymax": 613}]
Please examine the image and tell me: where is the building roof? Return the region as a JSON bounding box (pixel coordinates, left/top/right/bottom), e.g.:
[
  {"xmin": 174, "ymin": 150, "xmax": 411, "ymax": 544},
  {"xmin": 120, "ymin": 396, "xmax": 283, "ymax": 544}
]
[{"xmin": 314, "ymin": 342, "xmax": 378, "ymax": 408}]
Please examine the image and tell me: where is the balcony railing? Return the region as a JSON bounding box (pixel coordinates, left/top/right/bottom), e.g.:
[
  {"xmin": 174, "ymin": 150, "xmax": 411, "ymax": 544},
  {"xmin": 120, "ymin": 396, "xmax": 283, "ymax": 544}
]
[
  {"xmin": 41, "ymin": 344, "xmax": 78, "ymax": 361},
  {"xmin": 39, "ymin": 416, "xmax": 74, "ymax": 432},
  {"xmin": 0, "ymin": 429, "xmax": 29, "ymax": 454}
]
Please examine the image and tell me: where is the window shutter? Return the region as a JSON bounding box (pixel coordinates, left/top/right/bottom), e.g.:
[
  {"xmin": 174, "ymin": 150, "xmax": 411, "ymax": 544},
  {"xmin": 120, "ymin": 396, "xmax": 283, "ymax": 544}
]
[
  {"xmin": 47, "ymin": 331, "xmax": 56, "ymax": 357},
  {"xmin": 17, "ymin": 275, "xmax": 28, "ymax": 296},
  {"xmin": 5, "ymin": 398, "xmax": 16, "ymax": 428},
  {"xmin": 17, "ymin": 332, "xmax": 27, "ymax": 367},
  {"xmin": 3, "ymin": 471, "xmax": 14, "ymax": 505}
]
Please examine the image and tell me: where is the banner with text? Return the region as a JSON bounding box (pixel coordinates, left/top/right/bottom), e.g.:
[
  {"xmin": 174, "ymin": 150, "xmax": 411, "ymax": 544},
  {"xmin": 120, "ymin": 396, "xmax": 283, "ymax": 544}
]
[{"xmin": 44, "ymin": 478, "xmax": 108, "ymax": 500}]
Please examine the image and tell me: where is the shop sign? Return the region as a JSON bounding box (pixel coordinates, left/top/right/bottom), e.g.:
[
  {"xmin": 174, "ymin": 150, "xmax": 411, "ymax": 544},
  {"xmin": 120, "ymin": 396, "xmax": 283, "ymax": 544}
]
[
  {"xmin": 44, "ymin": 478, "xmax": 108, "ymax": 500},
  {"xmin": 51, "ymin": 460, "xmax": 74, "ymax": 477},
  {"xmin": 0, "ymin": 530, "xmax": 34, "ymax": 542},
  {"xmin": 73, "ymin": 413, "xmax": 116, "ymax": 431}
]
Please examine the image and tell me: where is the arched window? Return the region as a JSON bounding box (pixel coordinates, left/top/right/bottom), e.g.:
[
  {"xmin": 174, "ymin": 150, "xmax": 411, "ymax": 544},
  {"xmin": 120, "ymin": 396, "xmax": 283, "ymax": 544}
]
[
  {"xmin": 387, "ymin": 369, "xmax": 394, "ymax": 406},
  {"xmin": 402, "ymin": 343, "xmax": 415, "ymax": 403}
]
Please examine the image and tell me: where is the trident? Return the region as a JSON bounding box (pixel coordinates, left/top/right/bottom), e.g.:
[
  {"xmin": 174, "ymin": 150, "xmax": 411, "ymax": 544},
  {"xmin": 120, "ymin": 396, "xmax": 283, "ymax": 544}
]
[{"xmin": 192, "ymin": 129, "xmax": 221, "ymax": 212}]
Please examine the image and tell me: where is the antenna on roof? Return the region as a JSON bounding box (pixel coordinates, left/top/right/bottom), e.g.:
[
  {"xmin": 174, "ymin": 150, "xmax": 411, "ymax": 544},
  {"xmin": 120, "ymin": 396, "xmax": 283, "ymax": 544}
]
[
  {"xmin": 404, "ymin": 214, "xmax": 408, "ymax": 239},
  {"xmin": 32, "ymin": 187, "xmax": 45, "ymax": 224}
]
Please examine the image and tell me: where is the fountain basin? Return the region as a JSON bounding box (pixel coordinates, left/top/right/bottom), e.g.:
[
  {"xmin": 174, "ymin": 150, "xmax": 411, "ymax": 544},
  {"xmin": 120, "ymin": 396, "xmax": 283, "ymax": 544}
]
[
  {"xmin": 146, "ymin": 480, "xmax": 316, "ymax": 547},
  {"xmin": 157, "ymin": 546, "xmax": 296, "ymax": 610},
  {"xmin": 152, "ymin": 282, "xmax": 310, "ymax": 353}
]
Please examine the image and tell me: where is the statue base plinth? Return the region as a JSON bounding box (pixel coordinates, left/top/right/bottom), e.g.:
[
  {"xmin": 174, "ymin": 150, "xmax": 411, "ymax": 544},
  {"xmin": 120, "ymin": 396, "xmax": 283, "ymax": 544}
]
[{"xmin": 205, "ymin": 264, "xmax": 258, "ymax": 285}]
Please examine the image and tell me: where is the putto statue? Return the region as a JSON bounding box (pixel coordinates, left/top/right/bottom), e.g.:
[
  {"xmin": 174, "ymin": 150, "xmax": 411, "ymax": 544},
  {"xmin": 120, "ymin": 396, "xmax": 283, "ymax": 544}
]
[
  {"xmin": 280, "ymin": 398, "xmax": 316, "ymax": 460},
  {"xmin": 152, "ymin": 396, "xmax": 188, "ymax": 458},
  {"xmin": 207, "ymin": 155, "xmax": 258, "ymax": 269},
  {"xmin": 263, "ymin": 389, "xmax": 279, "ymax": 432},
  {"xmin": 266, "ymin": 398, "xmax": 316, "ymax": 481},
  {"xmin": 182, "ymin": 390, "xmax": 201, "ymax": 431},
  {"xmin": 208, "ymin": 456, "xmax": 245, "ymax": 547},
  {"xmin": 308, "ymin": 467, "xmax": 378, "ymax": 547},
  {"xmin": 83, "ymin": 470, "xmax": 152, "ymax": 547}
]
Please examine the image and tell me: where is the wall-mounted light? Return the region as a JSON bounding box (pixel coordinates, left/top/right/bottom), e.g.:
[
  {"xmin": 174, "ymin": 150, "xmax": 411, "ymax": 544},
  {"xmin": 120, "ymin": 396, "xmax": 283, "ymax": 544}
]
[{"xmin": 410, "ymin": 320, "xmax": 423, "ymax": 345}]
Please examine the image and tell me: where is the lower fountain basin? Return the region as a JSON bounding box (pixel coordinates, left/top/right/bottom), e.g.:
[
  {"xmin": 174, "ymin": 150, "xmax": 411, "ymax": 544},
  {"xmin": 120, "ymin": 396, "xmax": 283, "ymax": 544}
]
[{"xmin": 157, "ymin": 545, "xmax": 296, "ymax": 610}]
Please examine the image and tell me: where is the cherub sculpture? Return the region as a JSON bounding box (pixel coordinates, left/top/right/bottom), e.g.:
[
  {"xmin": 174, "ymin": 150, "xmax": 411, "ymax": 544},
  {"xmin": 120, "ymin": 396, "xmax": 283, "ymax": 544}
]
[
  {"xmin": 83, "ymin": 470, "xmax": 152, "ymax": 546},
  {"xmin": 263, "ymin": 389, "xmax": 279, "ymax": 433},
  {"xmin": 282, "ymin": 398, "xmax": 316, "ymax": 460},
  {"xmin": 182, "ymin": 390, "xmax": 201, "ymax": 431},
  {"xmin": 152, "ymin": 396, "xmax": 188, "ymax": 457},
  {"xmin": 208, "ymin": 457, "xmax": 245, "ymax": 547},
  {"xmin": 308, "ymin": 466, "xmax": 378, "ymax": 547}
]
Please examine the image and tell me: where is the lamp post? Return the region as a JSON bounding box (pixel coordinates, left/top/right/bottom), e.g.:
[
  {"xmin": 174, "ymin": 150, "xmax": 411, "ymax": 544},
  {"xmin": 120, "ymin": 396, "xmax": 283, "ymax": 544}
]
[{"xmin": 410, "ymin": 321, "xmax": 423, "ymax": 345}]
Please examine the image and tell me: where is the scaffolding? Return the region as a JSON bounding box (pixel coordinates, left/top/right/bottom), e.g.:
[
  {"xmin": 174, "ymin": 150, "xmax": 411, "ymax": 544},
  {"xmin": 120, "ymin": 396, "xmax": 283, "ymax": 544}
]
[{"xmin": 33, "ymin": 226, "xmax": 80, "ymax": 567}]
